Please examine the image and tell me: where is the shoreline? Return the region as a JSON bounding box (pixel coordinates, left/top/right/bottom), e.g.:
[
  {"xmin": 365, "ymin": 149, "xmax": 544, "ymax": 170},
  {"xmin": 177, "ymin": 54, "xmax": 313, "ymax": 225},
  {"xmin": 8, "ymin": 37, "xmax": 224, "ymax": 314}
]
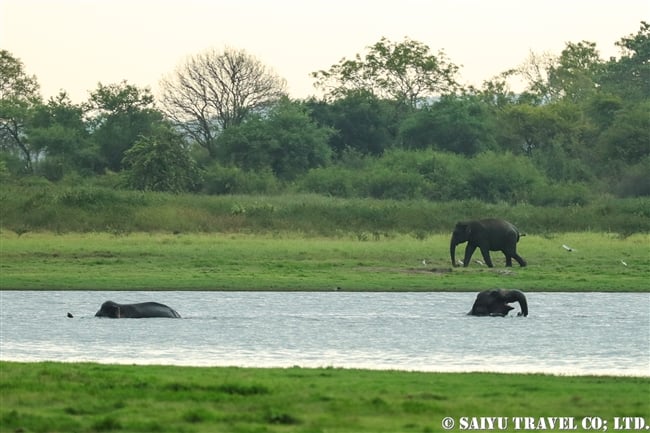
[{"xmin": 2, "ymin": 358, "xmax": 648, "ymax": 378}]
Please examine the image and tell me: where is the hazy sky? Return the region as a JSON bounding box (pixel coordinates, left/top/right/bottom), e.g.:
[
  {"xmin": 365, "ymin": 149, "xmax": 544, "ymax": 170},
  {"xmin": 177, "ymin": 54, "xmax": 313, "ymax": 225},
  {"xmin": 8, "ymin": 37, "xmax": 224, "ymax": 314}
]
[{"xmin": 2, "ymin": 0, "xmax": 648, "ymax": 103}]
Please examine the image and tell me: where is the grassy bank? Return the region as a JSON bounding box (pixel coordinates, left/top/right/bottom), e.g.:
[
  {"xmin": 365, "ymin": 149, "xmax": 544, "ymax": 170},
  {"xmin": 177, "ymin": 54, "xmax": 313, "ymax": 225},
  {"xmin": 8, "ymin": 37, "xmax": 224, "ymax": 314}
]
[
  {"xmin": 1, "ymin": 362, "xmax": 648, "ymax": 433},
  {"xmin": 1, "ymin": 231, "xmax": 648, "ymax": 291},
  {"xmin": 2, "ymin": 184, "xmax": 650, "ymax": 235}
]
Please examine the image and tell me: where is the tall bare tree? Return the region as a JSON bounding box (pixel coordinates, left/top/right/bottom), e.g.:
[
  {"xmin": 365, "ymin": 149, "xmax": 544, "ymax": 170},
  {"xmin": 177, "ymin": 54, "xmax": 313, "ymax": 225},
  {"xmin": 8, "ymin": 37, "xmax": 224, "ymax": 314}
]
[{"xmin": 159, "ymin": 47, "xmax": 287, "ymax": 157}]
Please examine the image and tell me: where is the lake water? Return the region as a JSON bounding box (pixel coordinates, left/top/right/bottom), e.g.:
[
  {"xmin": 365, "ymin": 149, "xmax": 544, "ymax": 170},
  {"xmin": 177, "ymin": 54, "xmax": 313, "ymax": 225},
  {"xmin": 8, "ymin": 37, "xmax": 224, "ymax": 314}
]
[{"xmin": 1, "ymin": 291, "xmax": 648, "ymax": 376}]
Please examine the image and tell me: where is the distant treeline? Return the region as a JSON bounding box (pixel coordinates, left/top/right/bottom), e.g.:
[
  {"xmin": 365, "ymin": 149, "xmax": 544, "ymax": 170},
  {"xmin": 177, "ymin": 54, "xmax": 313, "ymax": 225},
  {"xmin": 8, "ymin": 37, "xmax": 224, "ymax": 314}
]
[{"xmin": 1, "ymin": 23, "xmax": 648, "ymax": 208}]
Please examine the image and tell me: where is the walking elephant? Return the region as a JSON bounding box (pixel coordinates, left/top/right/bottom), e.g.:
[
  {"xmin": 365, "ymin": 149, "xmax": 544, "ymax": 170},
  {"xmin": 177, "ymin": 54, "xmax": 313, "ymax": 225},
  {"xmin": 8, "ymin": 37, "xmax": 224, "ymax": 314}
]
[
  {"xmin": 450, "ymin": 218, "xmax": 527, "ymax": 267},
  {"xmin": 95, "ymin": 301, "xmax": 181, "ymax": 318},
  {"xmin": 468, "ymin": 289, "xmax": 528, "ymax": 317}
]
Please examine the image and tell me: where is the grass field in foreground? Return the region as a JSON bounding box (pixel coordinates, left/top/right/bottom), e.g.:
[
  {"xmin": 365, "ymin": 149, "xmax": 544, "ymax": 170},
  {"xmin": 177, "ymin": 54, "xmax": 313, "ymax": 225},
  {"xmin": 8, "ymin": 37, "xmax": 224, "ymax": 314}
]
[
  {"xmin": 0, "ymin": 231, "xmax": 648, "ymax": 291},
  {"xmin": 0, "ymin": 362, "xmax": 648, "ymax": 433}
]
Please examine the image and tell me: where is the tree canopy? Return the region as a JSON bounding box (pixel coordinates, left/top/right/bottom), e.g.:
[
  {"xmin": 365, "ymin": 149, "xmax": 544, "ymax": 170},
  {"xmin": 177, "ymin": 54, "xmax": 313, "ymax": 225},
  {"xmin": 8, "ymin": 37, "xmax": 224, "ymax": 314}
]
[
  {"xmin": 216, "ymin": 98, "xmax": 332, "ymax": 180},
  {"xmin": 1, "ymin": 23, "xmax": 648, "ymax": 200},
  {"xmin": 312, "ymin": 37, "xmax": 460, "ymax": 107},
  {"xmin": 87, "ymin": 81, "xmax": 164, "ymax": 172}
]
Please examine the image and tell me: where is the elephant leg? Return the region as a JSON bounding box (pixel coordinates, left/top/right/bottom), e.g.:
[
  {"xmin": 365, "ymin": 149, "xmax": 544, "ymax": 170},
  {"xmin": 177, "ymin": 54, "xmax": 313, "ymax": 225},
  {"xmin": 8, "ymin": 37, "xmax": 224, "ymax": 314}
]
[
  {"xmin": 479, "ymin": 246, "xmax": 494, "ymax": 267},
  {"xmin": 463, "ymin": 244, "xmax": 477, "ymax": 267},
  {"xmin": 504, "ymin": 246, "xmax": 524, "ymax": 267},
  {"xmin": 513, "ymin": 253, "xmax": 527, "ymax": 267}
]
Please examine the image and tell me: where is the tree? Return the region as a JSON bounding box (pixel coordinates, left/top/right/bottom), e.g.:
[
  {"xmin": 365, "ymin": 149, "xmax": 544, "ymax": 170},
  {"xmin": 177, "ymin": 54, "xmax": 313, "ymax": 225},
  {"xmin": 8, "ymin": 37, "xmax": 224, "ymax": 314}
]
[
  {"xmin": 547, "ymin": 41, "xmax": 603, "ymax": 103},
  {"xmin": 312, "ymin": 37, "xmax": 460, "ymax": 108},
  {"xmin": 86, "ymin": 81, "xmax": 164, "ymax": 171},
  {"xmin": 601, "ymin": 21, "xmax": 650, "ymax": 101},
  {"xmin": 122, "ymin": 125, "xmax": 201, "ymax": 193},
  {"xmin": 0, "ymin": 50, "xmax": 41, "ymax": 172},
  {"xmin": 28, "ymin": 92, "xmax": 99, "ymax": 179},
  {"xmin": 304, "ymin": 90, "xmax": 396, "ymax": 156},
  {"xmin": 496, "ymin": 99, "xmax": 596, "ymax": 183},
  {"xmin": 466, "ymin": 152, "xmax": 544, "ymax": 203},
  {"xmin": 473, "ymin": 73, "xmax": 518, "ymax": 109},
  {"xmin": 509, "ymin": 50, "xmax": 557, "ymax": 104},
  {"xmin": 160, "ymin": 47, "xmax": 288, "ymax": 158},
  {"xmin": 398, "ymin": 95, "xmax": 497, "ymax": 155},
  {"xmin": 596, "ymin": 101, "xmax": 650, "ymax": 166},
  {"xmin": 499, "ymin": 103, "xmax": 563, "ymax": 155},
  {"xmin": 216, "ymin": 99, "xmax": 332, "ymax": 180}
]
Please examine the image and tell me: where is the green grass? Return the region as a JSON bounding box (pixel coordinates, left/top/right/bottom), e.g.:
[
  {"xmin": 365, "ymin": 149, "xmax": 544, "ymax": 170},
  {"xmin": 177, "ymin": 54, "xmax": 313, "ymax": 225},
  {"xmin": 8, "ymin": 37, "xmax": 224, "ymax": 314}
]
[
  {"xmin": 3, "ymin": 184, "xmax": 650, "ymax": 235},
  {"xmin": 1, "ymin": 361, "xmax": 648, "ymax": 433},
  {"xmin": 1, "ymin": 231, "xmax": 648, "ymax": 291},
  {"xmin": 2, "ymin": 188, "xmax": 647, "ymax": 432}
]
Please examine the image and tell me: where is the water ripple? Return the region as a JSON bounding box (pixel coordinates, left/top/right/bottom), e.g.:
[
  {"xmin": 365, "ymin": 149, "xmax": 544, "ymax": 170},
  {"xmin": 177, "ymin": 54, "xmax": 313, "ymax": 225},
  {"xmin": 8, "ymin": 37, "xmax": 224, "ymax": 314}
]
[{"xmin": 1, "ymin": 291, "xmax": 648, "ymax": 376}]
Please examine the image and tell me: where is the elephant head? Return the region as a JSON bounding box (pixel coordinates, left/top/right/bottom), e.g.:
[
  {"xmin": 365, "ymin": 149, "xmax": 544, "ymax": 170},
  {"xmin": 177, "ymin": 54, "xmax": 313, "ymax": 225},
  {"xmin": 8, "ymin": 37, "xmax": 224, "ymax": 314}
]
[
  {"xmin": 469, "ymin": 289, "xmax": 528, "ymax": 317},
  {"xmin": 95, "ymin": 301, "xmax": 122, "ymax": 318},
  {"xmin": 450, "ymin": 222, "xmax": 470, "ymax": 266}
]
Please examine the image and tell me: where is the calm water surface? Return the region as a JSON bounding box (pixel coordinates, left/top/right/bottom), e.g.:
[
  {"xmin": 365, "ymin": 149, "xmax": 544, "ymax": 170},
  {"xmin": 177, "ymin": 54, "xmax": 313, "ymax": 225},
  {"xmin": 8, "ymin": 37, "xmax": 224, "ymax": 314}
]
[{"xmin": 1, "ymin": 291, "xmax": 648, "ymax": 376}]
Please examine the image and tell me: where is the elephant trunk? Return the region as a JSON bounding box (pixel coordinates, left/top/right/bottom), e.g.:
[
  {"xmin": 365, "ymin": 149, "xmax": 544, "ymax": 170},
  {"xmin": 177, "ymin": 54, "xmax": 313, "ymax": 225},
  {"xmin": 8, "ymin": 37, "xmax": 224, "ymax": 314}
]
[
  {"xmin": 508, "ymin": 289, "xmax": 528, "ymax": 317},
  {"xmin": 450, "ymin": 238, "xmax": 458, "ymax": 267}
]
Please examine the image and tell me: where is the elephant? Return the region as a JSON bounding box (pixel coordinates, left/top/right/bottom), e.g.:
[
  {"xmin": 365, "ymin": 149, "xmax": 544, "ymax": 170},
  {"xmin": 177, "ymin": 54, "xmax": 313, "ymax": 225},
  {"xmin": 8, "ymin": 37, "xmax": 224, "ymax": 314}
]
[
  {"xmin": 468, "ymin": 289, "xmax": 528, "ymax": 317},
  {"xmin": 450, "ymin": 218, "xmax": 527, "ymax": 268},
  {"xmin": 95, "ymin": 301, "xmax": 181, "ymax": 318}
]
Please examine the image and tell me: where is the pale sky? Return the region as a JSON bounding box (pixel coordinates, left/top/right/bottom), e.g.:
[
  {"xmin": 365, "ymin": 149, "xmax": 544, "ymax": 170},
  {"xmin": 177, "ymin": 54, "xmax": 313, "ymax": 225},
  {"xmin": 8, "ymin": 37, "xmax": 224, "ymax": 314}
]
[{"xmin": 2, "ymin": 0, "xmax": 648, "ymax": 103}]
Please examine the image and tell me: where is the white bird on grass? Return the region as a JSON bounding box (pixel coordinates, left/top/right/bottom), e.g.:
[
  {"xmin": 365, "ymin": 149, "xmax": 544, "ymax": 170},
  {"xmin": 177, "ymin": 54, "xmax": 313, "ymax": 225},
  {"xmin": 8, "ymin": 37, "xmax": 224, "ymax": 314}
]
[
  {"xmin": 562, "ymin": 244, "xmax": 576, "ymax": 252},
  {"xmin": 621, "ymin": 260, "xmax": 628, "ymax": 266}
]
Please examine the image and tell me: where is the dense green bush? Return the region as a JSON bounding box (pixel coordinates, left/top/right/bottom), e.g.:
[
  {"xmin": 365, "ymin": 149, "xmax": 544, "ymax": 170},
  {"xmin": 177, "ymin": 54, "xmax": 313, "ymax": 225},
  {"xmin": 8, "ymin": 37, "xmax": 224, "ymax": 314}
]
[
  {"xmin": 614, "ymin": 157, "xmax": 650, "ymax": 198},
  {"xmin": 466, "ymin": 152, "xmax": 544, "ymax": 203},
  {"xmin": 216, "ymin": 99, "xmax": 333, "ymax": 180},
  {"xmin": 35, "ymin": 157, "xmax": 67, "ymax": 182},
  {"xmin": 296, "ymin": 149, "xmax": 588, "ymax": 206},
  {"xmin": 122, "ymin": 127, "xmax": 202, "ymax": 193},
  {"xmin": 202, "ymin": 163, "xmax": 280, "ymax": 195},
  {"xmin": 0, "ymin": 159, "xmax": 9, "ymax": 183},
  {"xmin": 54, "ymin": 186, "xmax": 122, "ymax": 207},
  {"xmin": 398, "ymin": 96, "xmax": 497, "ymax": 155},
  {"xmin": 530, "ymin": 182, "xmax": 592, "ymax": 206},
  {"xmin": 296, "ymin": 167, "xmax": 356, "ymax": 197},
  {"xmin": 414, "ymin": 151, "xmax": 469, "ymax": 201},
  {"xmin": 3, "ymin": 182, "xmax": 648, "ymax": 235},
  {"xmin": 363, "ymin": 167, "xmax": 423, "ymax": 200},
  {"xmin": 530, "ymin": 143, "xmax": 595, "ymax": 183}
]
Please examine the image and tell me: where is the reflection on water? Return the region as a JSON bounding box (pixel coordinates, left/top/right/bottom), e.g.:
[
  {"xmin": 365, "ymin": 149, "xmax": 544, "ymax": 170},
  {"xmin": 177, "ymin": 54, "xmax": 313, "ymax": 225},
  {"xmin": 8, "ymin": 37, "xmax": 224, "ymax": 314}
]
[{"xmin": 1, "ymin": 291, "xmax": 648, "ymax": 376}]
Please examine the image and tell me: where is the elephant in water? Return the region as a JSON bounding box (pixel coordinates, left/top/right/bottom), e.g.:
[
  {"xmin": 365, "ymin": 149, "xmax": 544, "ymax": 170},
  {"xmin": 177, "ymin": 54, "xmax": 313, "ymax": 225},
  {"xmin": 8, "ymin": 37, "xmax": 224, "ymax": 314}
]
[
  {"xmin": 450, "ymin": 218, "xmax": 527, "ymax": 268},
  {"xmin": 95, "ymin": 301, "xmax": 181, "ymax": 318},
  {"xmin": 468, "ymin": 289, "xmax": 528, "ymax": 317}
]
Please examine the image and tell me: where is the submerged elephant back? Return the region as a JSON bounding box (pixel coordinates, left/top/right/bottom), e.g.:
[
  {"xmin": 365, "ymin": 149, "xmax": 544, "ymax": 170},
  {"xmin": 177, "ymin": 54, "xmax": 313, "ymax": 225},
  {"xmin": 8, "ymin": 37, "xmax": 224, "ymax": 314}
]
[
  {"xmin": 130, "ymin": 302, "xmax": 181, "ymax": 318},
  {"xmin": 95, "ymin": 301, "xmax": 181, "ymax": 318}
]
